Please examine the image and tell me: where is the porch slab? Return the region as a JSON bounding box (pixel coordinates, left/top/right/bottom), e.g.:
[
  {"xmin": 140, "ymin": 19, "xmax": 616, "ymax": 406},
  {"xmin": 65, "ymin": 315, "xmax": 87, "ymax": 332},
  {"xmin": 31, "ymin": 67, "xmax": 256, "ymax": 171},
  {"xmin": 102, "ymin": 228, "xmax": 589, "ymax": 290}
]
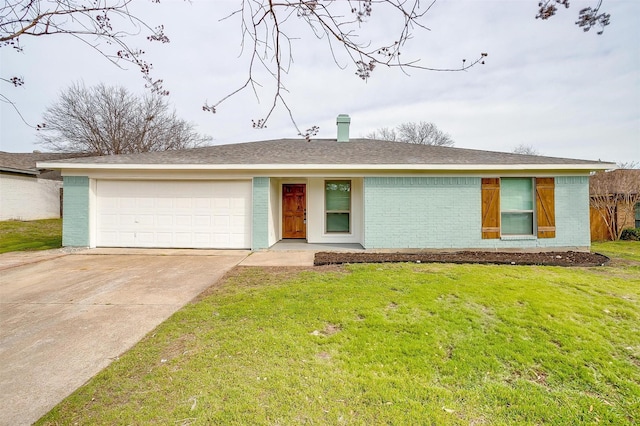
[
  {"xmin": 240, "ymin": 251, "xmax": 315, "ymax": 267},
  {"xmin": 268, "ymin": 240, "xmax": 365, "ymax": 252}
]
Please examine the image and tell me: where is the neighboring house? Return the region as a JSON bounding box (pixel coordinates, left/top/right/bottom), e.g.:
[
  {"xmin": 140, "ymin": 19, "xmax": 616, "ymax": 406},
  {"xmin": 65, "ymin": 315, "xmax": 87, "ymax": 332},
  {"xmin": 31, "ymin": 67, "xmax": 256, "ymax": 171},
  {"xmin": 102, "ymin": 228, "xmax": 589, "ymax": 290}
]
[
  {"xmin": 589, "ymin": 169, "xmax": 640, "ymax": 241},
  {"xmin": 0, "ymin": 151, "xmax": 75, "ymax": 221},
  {"xmin": 39, "ymin": 115, "xmax": 614, "ymax": 251}
]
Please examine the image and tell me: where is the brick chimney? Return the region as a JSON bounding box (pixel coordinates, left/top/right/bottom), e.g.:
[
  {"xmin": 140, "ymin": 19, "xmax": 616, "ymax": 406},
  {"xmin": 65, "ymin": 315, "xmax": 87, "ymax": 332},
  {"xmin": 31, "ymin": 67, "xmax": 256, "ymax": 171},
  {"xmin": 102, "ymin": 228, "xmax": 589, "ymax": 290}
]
[{"xmin": 336, "ymin": 114, "xmax": 351, "ymax": 142}]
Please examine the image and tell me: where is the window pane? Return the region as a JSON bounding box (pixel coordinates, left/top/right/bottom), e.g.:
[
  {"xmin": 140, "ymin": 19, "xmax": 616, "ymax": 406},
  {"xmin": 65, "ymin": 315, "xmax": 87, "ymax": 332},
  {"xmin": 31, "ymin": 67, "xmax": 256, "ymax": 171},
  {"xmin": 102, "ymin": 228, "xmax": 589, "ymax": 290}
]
[
  {"xmin": 501, "ymin": 178, "xmax": 533, "ymax": 211},
  {"xmin": 327, "ymin": 213, "xmax": 350, "ymax": 232},
  {"xmin": 501, "ymin": 212, "xmax": 534, "ymax": 235},
  {"xmin": 326, "ymin": 181, "xmax": 351, "ymax": 211}
]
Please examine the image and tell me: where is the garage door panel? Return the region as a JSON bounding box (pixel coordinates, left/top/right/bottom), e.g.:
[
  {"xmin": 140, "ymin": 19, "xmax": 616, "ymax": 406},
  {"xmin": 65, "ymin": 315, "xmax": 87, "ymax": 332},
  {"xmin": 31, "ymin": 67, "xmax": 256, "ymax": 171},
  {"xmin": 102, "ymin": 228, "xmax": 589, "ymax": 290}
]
[
  {"xmin": 118, "ymin": 232, "xmax": 136, "ymax": 245},
  {"xmin": 120, "ymin": 214, "xmax": 136, "ymax": 226},
  {"xmin": 99, "ymin": 231, "xmax": 117, "ymax": 245},
  {"xmin": 230, "ymin": 215, "xmax": 246, "ymax": 227},
  {"xmin": 214, "ymin": 198, "xmax": 230, "ymax": 209},
  {"xmin": 175, "ymin": 215, "xmax": 192, "ymax": 227},
  {"xmin": 137, "ymin": 215, "xmax": 155, "ymax": 226},
  {"xmin": 231, "ymin": 198, "xmax": 247, "ymax": 208},
  {"xmin": 194, "ymin": 233, "xmax": 211, "ymax": 244},
  {"xmin": 96, "ymin": 180, "xmax": 252, "ymax": 249},
  {"xmin": 99, "ymin": 214, "xmax": 118, "ymax": 227},
  {"xmin": 100, "ymin": 198, "xmax": 119, "ymax": 209},
  {"xmin": 213, "ymin": 215, "xmax": 230, "ymax": 227},
  {"xmin": 157, "ymin": 216, "xmax": 173, "ymax": 227},
  {"xmin": 138, "ymin": 198, "xmax": 154, "ymax": 209},
  {"xmin": 137, "ymin": 233, "xmax": 155, "ymax": 244},
  {"xmin": 156, "ymin": 233, "xmax": 173, "ymax": 244},
  {"xmin": 175, "ymin": 198, "xmax": 191, "ymax": 209},
  {"xmin": 156, "ymin": 199, "xmax": 173, "ymax": 209},
  {"xmin": 230, "ymin": 234, "xmax": 247, "ymax": 247},
  {"xmin": 175, "ymin": 233, "xmax": 192, "ymax": 245},
  {"xmin": 194, "ymin": 199, "xmax": 211, "ymax": 209},
  {"xmin": 213, "ymin": 234, "xmax": 230, "ymax": 245},
  {"xmin": 194, "ymin": 216, "xmax": 211, "ymax": 226},
  {"xmin": 121, "ymin": 199, "xmax": 137, "ymax": 209}
]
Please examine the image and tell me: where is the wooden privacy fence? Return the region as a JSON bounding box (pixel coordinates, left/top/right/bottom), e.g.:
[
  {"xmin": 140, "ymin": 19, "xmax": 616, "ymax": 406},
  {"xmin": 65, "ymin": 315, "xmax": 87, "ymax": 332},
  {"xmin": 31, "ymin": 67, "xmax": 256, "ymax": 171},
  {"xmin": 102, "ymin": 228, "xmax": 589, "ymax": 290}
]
[
  {"xmin": 590, "ymin": 206, "xmax": 611, "ymax": 241},
  {"xmin": 590, "ymin": 201, "xmax": 638, "ymax": 241}
]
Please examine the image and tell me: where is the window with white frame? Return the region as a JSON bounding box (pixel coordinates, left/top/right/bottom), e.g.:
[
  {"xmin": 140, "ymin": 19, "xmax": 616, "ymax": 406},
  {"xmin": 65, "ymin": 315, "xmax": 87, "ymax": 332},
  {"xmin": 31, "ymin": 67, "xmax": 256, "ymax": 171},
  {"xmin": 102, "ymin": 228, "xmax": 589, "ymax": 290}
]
[
  {"xmin": 325, "ymin": 180, "xmax": 351, "ymax": 233},
  {"xmin": 500, "ymin": 178, "xmax": 535, "ymax": 235}
]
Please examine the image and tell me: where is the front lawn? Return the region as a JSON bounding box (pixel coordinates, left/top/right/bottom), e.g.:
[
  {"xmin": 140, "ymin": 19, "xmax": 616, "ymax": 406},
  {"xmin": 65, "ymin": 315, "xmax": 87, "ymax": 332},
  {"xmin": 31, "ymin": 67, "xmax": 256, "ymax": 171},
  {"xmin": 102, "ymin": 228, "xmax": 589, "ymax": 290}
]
[
  {"xmin": 38, "ymin": 243, "xmax": 640, "ymax": 425},
  {"xmin": 0, "ymin": 219, "xmax": 62, "ymax": 254},
  {"xmin": 592, "ymin": 240, "xmax": 640, "ymax": 262}
]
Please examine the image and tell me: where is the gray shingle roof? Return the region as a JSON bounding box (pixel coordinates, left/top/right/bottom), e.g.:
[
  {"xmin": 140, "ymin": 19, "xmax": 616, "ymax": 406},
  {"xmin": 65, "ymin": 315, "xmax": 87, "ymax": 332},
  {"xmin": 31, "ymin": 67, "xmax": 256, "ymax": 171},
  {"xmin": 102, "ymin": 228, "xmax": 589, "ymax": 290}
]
[
  {"xmin": 39, "ymin": 139, "xmax": 609, "ymax": 167},
  {"xmin": 0, "ymin": 151, "xmax": 91, "ymax": 179}
]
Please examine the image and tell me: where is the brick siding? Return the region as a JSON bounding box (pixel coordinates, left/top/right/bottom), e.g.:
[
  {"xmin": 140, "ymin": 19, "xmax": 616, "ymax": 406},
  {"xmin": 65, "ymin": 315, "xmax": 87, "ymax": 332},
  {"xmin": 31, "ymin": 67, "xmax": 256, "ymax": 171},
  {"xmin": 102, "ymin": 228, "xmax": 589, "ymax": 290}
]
[
  {"xmin": 252, "ymin": 177, "xmax": 269, "ymax": 250},
  {"xmin": 62, "ymin": 176, "xmax": 90, "ymax": 247},
  {"xmin": 363, "ymin": 176, "xmax": 590, "ymax": 249}
]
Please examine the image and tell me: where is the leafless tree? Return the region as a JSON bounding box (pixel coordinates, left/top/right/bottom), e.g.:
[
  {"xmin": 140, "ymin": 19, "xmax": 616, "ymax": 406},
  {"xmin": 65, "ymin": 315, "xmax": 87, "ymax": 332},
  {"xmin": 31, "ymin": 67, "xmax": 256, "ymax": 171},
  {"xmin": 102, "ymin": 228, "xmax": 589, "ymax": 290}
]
[
  {"xmin": 367, "ymin": 127, "xmax": 399, "ymax": 142},
  {"xmin": 368, "ymin": 121, "xmax": 454, "ymax": 146},
  {"xmin": 617, "ymin": 161, "xmax": 639, "ymax": 169},
  {"xmin": 38, "ymin": 83, "xmax": 211, "ymax": 155},
  {"xmin": 512, "ymin": 144, "xmax": 541, "ymax": 155},
  {"xmin": 590, "ymin": 169, "xmax": 640, "ymax": 240}
]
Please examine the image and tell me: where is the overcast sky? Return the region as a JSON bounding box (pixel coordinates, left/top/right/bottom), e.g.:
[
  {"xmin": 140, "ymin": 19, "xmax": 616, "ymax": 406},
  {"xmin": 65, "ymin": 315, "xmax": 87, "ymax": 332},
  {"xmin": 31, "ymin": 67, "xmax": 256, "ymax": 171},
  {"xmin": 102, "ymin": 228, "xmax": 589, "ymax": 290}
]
[{"xmin": 1, "ymin": 0, "xmax": 638, "ymax": 164}]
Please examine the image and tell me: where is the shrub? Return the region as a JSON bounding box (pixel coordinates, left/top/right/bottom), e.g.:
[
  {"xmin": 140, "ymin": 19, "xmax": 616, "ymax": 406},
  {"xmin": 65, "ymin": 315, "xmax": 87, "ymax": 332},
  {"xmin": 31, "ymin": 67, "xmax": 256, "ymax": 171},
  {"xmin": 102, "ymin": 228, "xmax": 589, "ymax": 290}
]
[{"xmin": 620, "ymin": 228, "xmax": 640, "ymax": 241}]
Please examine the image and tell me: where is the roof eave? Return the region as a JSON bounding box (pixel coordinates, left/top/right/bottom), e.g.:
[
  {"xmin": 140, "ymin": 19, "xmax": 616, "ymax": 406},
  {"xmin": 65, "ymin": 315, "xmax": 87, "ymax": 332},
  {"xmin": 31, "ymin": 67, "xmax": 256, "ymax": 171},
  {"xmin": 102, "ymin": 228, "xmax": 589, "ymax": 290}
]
[
  {"xmin": 0, "ymin": 166, "xmax": 39, "ymax": 176},
  {"xmin": 37, "ymin": 162, "xmax": 617, "ymax": 172}
]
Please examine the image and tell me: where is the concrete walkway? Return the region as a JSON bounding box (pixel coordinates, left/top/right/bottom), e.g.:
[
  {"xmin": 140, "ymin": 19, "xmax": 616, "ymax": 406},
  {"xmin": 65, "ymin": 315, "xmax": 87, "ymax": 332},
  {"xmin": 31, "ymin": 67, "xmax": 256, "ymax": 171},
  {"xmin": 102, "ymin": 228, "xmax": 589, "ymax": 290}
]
[{"xmin": 0, "ymin": 250, "xmax": 249, "ymax": 426}]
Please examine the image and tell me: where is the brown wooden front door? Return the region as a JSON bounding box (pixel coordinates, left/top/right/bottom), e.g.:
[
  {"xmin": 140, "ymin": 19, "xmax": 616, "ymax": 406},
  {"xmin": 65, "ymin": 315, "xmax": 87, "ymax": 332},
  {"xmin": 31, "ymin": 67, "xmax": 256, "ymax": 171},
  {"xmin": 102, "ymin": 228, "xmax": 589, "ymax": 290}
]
[{"xmin": 282, "ymin": 184, "xmax": 306, "ymax": 239}]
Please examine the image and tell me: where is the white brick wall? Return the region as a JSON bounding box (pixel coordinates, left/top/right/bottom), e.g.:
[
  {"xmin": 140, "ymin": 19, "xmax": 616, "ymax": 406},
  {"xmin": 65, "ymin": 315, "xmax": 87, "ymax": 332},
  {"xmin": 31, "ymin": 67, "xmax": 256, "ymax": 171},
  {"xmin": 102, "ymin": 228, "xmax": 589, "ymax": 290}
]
[{"xmin": 0, "ymin": 174, "xmax": 62, "ymax": 221}]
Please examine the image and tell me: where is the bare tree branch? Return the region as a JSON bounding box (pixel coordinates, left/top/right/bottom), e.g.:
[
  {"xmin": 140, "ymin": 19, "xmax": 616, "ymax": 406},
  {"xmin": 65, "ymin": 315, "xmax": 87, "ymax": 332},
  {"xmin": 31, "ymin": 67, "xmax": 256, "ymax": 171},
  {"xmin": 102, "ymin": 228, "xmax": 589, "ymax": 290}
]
[
  {"xmin": 536, "ymin": 0, "xmax": 610, "ymax": 34},
  {"xmin": 3, "ymin": 1, "xmax": 610, "ymax": 135},
  {"xmin": 203, "ymin": 1, "xmax": 488, "ymax": 131},
  {"xmin": 1, "ymin": 0, "xmax": 171, "ymax": 123}
]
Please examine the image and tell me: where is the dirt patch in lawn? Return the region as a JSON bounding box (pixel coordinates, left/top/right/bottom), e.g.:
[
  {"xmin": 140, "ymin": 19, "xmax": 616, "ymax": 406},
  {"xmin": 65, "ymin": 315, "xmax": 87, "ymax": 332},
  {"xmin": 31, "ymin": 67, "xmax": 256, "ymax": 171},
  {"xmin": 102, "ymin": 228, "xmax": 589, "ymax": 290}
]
[{"xmin": 314, "ymin": 251, "xmax": 610, "ymax": 267}]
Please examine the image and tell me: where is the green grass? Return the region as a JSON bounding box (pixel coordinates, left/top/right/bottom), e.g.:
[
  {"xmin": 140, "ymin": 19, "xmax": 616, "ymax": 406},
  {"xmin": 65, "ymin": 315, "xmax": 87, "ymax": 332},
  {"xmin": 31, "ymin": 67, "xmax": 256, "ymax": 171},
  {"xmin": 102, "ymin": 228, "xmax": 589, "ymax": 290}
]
[
  {"xmin": 0, "ymin": 219, "xmax": 62, "ymax": 253},
  {"xmin": 38, "ymin": 243, "xmax": 640, "ymax": 425},
  {"xmin": 592, "ymin": 240, "xmax": 640, "ymax": 262}
]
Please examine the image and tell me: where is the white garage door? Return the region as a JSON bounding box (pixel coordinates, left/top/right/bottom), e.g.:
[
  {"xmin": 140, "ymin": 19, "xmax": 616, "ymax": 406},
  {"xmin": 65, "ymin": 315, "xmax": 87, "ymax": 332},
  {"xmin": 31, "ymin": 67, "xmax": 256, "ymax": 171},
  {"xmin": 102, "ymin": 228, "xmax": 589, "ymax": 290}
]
[{"xmin": 96, "ymin": 180, "xmax": 252, "ymax": 249}]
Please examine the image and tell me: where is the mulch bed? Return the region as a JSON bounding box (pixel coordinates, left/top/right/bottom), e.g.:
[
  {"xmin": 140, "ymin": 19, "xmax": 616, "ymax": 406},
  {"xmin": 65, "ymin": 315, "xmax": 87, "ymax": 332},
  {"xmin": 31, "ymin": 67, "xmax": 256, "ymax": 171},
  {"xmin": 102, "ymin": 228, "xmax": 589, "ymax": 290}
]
[{"xmin": 314, "ymin": 251, "xmax": 610, "ymax": 267}]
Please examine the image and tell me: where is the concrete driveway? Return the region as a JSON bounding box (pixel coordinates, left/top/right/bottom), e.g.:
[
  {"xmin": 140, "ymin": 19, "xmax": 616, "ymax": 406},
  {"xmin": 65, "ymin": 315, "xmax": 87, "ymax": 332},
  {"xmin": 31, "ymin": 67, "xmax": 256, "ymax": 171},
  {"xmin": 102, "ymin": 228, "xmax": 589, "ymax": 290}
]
[{"xmin": 0, "ymin": 249, "xmax": 248, "ymax": 426}]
